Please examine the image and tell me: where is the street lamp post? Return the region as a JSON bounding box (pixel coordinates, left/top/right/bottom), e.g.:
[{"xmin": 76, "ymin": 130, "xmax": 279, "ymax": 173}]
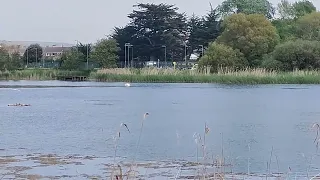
[
  {"xmin": 199, "ymin": 45, "xmax": 204, "ymax": 58},
  {"xmin": 184, "ymin": 44, "xmax": 187, "ymax": 65},
  {"xmin": 162, "ymin": 45, "xmax": 167, "ymax": 67},
  {"xmin": 124, "ymin": 43, "xmax": 130, "ymax": 68},
  {"xmin": 124, "ymin": 43, "xmax": 132, "ymax": 68},
  {"xmin": 36, "ymin": 48, "xmax": 38, "ymax": 66},
  {"xmin": 86, "ymin": 44, "xmax": 90, "ymax": 70},
  {"xmin": 26, "ymin": 49, "xmax": 29, "ymax": 67},
  {"xmin": 131, "ymin": 45, "xmax": 133, "ymax": 68}
]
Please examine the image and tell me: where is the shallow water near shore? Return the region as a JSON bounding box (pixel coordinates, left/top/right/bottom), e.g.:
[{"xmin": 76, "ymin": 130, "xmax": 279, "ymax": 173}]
[{"xmin": 1, "ymin": 80, "xmax": 320, "ymax": 179}]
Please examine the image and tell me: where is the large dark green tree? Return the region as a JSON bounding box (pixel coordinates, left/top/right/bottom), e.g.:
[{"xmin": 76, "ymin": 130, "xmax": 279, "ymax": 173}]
[
  {"xmin": 187, "ymin": 7, "xmax": 221, "ymax": 57},
  {"xmin": 23, "ymin": 44, "xmax": 43, "ymax": 64},
  {"xmin": 112, "ymin": 25, "xmax": 140, "ymax": 66},
  {"xmin": 116, "ymin": 3, "xmax": 188, "ymax": 63},
  {"xmin": 187, "ymin": 14, "xmax": 204, "ymax": 56}
]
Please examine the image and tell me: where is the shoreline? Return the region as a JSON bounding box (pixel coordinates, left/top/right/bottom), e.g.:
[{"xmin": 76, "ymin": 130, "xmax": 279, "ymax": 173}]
[{"xmin": 0, "ymin": 153, "xmax": 315, "ymax": 179}]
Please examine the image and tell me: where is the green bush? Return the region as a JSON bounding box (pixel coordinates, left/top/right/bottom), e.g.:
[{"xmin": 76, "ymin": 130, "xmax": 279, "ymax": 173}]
[
  {"xmin": 261, "ymin": 54, "xmax": 284, "ymax": 70},
  {"xmin": 271, "ymin": 39, "xmax": 320, "ymax": 71},
  {"xmin": 198, "ymin": 42, "xmax": 248, "ymax": 72}
]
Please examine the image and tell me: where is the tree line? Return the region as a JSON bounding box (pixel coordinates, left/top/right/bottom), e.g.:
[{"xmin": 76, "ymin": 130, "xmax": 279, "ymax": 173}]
[{"xmin": 0, "ymin": 0, "xmax": 319, "ymax": 71}]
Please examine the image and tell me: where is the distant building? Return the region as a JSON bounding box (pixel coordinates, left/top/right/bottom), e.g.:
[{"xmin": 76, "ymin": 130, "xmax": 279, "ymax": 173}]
[
  {"xmin": 43, "ymin": 46, "xmax": 71, "ymax": 60},
  {"xmin": 0, "ymin": 40, "xmax": 74, "ymax": 58}
]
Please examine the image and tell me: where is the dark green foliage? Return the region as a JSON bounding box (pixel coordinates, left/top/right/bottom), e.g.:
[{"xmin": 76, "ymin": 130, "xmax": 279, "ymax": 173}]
[
  {"xmin": 76, "ymin": 42, "xmax": 92, "ymax": 62},
  {"xmin": 23, "ymin": 44, "xmax": 43, "ymax": 64},
  {"xmin": 198, "ymin": 43, "xmax": 247, "ymax": 72},
  {"xmin": 271, "ymin": 40, "xmax": 320, "ymax": 70},
  {"xmin": 113, "ymin": 3, "xmax": 187, "ymax": 63},
  {"xmin": 187, "ymin": 8, "xmax": 222, "ymax": 56},
  {"xmin": 0, "ymin": 48, "xmax": 10, "ymax": 71},
  {"xmin": 60, "ymin": 48, "xmax": 85, "ymax": 70},
  {"xmin": 217, "ymin": 13, "xmax": 279, "ymax": 67},
  {"xmin": 91, "ymin": 38, "xmax": 120, "ymax": 68}
]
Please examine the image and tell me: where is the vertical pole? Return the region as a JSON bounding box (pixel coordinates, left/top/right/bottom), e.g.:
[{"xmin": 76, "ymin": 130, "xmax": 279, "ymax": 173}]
[
  {"xmin": 36, "ymin": 48, "xmax": 38, "ymax": 67},
  {"xmin": 86, "ymin": 44, "xmax": 89, "ymax": 70},
  {"xmin": 202, "ymin": 46, "xmax": 204, "ymax": 57},
  {"xmin": 124, "ymin": 44, "xmax": 126, "ymax": 68},
  {"xmin": 164, "ymin": 46, "xmax": 167, "ymax": 67},
  {"xmin": 131, "ymin": 46, "xmax": 133, "ymax": 68},
  {"xmin": 26, "ymin": 49, "xmax": 29, "ymax": 67},
  {"xmin": 184, "ymin": 45, "xmax": 187, "ymax": 66},
  {"xmin": 127, "ymin": 45, "xmax": 130, "ymax": 68}
]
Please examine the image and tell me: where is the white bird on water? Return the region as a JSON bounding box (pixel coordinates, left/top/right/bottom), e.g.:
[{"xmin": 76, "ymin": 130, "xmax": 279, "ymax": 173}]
[
  {"xmin": 124, "ymin": 83, "xmax": 131, "ymax": 87},
  {"xmin": 11, "ymin": 89, "xmax": 21, "ymax": 92}
]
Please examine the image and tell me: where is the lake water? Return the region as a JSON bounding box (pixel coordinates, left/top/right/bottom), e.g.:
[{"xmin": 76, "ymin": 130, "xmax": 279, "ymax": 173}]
[{"xmin": 0, "ymin": 81, "xmax": 320, "ymax": 179}]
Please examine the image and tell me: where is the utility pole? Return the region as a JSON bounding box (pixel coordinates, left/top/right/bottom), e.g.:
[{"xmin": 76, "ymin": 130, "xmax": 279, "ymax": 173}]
[
  {"xmin": 131, "ymin": 45, "xmax": 133, "ymax": 68},
  {"xmin": 35, "ymin": 48, "xmax": 38, "ymax": 67},
  {"xmin": 86, "ymin": 44, "xmax": 89, "ymax": 70},
  {"xmin": 199, "ymin": 45, "xmax": 204, "ymax": 58},
  {"xmin": 124, "ymin": 43, "xmax": 131, "ymax": 68},
  {"xmin": 26, "ymin": 49, "xmax": 29, "ymax": 67},
  {"xmin": 124, "ymin": 44, "xmax": 127, "ymax": 68},
  {"xmin": 162, "ymin": 45, "xmax": 167, "ymax": 67},
  {"xmin": 184, "ymin": 44, "xmax": 187, "ymax": 66}
]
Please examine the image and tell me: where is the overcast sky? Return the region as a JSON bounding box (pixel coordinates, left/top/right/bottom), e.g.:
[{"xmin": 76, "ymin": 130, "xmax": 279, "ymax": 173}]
[{"xmin": 1, "ymin": 0, "xmax": 319, "ymax": 44}]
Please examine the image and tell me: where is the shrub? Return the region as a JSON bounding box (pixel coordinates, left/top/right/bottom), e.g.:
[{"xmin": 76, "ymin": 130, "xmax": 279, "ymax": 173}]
[
  {"xmin": 198, "ymin": 42, "xmax": 248, "ymax": 72},
  {"xmin": 272, "ymin": 39, "xmax": 320, "ymax": 71}
]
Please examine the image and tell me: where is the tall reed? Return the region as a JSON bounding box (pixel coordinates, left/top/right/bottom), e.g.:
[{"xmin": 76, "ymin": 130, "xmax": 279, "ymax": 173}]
[
  {"xmin": 0, "ymin": 69, "xmax": 90, "ymax": 80},
  {"xmin": 90, "ymin": 67, "xmax": 320, "ymax": 84}
]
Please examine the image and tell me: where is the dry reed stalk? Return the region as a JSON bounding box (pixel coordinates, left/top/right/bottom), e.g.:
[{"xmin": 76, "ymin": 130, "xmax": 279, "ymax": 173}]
[
  {"xmin": 268, "ymin": 146, "xmax": 274, "ymax": 177},
  {"xmin": 127, "ymin": 112, "xmax": 149, "ymax": 179},
  {"xmin": 247, "ymin": 143, "xmax": 251, "ymax": 176},
  {"xmin": 174, "ymin": 130, "xmax": 182, "ymax": 180},
  {"xmin": 111, "ymin": 123, "xmax": 130, "ymax": 180}
]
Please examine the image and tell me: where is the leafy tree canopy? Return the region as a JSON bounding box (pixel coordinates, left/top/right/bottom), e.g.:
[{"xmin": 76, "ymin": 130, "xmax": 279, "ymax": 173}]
[
  {"xmin": 23, "ymin": 44, "xmax": 43, "ymax": 64},
  {"xmin": 277, "ymin": 0, "xmax": 316, "ymax": 19},
  {"xmin": 296, "ymin": 12, "xmax": 320, "ymax": 41},
  {"xmin": 217, "ymin": 0, "xmax": 275, "ymax": 19},
  {"xmin": 198, "ymin": 42, "xmax": 247, "ymax": 72},
  {"xmin": 91, "ymin": 38, "xmax": 120, "ymax": 68},
  {"xmin": 60, "ymin": 48, "xmax": 84, "ymax": 70},
  {"xmin": 217, "ymin": 13, "xmax": 279, "ymax": 67},
  {"xmin": 118, "ymin": 3, "xmax": 188, "ymax": 62},
  {"xmin": 270, "ymin": 39, "xmax": 320, "ymax": 70}
]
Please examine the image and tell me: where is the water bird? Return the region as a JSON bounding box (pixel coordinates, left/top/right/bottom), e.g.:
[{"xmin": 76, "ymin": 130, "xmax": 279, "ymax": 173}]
[
  {"xmin": 124, "ymin": 83, "xmax": 131, "ymax": 87},
  {"xmin": 11, "ymin": 88, "xmax": 21, "ymax": 91}
]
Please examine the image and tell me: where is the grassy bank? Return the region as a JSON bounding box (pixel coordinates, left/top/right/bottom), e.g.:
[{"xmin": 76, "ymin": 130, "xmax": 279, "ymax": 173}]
[
  {"xmin": 0, "ymin": 69, "xmax": 90, "ymax": 81},
  {"xmin": 2, "ymin": 68, "xmax": 320, "ymax": 84},
  {"xmin": 90, "ymin": 68, "xmax": 320, "ymax": 84}
]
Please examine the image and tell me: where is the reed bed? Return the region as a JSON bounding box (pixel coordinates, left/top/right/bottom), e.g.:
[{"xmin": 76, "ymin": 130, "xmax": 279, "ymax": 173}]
[
  {"xmin": 2, "ymin": 68, "xmax": 320, "ymax": 84},
  {"xmin": 91, "ymin": 68, "xmax": 320, "ymax": 84},
  {"xmin": 0, "ymin": 69, "xmax": 90, "ymax": 81}
]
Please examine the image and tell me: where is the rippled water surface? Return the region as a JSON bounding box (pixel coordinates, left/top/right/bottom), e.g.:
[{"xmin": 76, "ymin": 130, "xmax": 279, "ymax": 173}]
[{"xmin": 0, "ymin": 80, "xmax": 320, "ymax": 179}]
